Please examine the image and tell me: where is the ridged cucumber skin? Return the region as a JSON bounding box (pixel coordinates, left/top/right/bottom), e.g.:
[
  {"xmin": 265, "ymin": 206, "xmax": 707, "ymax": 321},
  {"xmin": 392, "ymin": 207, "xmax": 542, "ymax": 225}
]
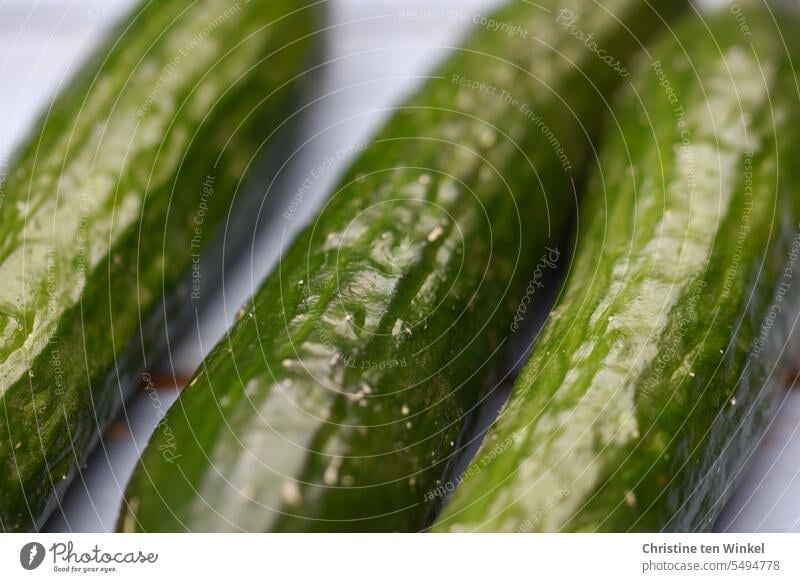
[
  {"xmin": 119, "ymin": 0, "xmax": 687, "ymax": 532},
  {"xmin": 0, "ymin": 0, "xmax": 317, "ymax": 532},
  {"xmin": 436, "ymin": 6, "xmax": 800, "ymax": 533}
]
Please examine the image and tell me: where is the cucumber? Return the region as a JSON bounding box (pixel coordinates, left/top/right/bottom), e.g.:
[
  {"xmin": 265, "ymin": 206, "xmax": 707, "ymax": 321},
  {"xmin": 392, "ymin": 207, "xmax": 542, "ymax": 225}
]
[
  {"xmin": 436, "ymin": 5, "xmax": 800, "ymax": 532},
  {"xmin": 0, "ymin": 0, "xmax": 317, "ymax": 532},
  {"xmin": 119, "ymin": 0, "xmax": 687, "ymax": 532}
]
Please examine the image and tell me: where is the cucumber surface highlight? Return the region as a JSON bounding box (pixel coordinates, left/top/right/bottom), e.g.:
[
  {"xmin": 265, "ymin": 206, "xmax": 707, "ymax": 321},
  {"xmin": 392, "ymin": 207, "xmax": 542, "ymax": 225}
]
[
  {"xmin": 436, "ymin": 4, "xmax": 800, "ymax": 532},
  {"xmin": 0, "ymin": 0, "xmax": 317, "ymax": 532},
  {"xmin": 120, "ymin": 0, "xmax": 687, "ymax": 532}
]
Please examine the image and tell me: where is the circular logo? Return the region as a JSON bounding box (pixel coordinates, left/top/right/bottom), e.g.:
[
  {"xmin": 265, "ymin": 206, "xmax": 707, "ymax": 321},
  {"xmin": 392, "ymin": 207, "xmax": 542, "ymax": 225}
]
[{"xmin": 19, "ymin": 542, "xmax": 46, "ymax": 570}]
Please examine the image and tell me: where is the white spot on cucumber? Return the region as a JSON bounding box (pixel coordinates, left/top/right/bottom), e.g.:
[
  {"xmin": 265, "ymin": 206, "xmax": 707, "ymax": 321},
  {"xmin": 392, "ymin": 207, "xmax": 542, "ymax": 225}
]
[
  {"xmin": 281, "ymin": 480, "xmax": 302, "ymax": 505},
  {"xmin": 427, "ymin": 225, "xmax": 444, "ymax": 242},
  {"xmin": 323, "ymin": 457, "xmax": 342, "ymax": 486}
]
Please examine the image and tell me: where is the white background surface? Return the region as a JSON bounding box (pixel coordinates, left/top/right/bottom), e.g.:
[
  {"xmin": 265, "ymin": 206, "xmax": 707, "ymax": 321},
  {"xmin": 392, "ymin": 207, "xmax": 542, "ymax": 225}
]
[{"xmin": 1, "ymin": 0, "xmax": 799, "ymax": 533}]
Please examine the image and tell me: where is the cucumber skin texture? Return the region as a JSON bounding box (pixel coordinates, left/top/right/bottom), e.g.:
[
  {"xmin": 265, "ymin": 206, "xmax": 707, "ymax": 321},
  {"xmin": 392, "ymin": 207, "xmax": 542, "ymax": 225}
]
[
  {"xmin": 120, "ymin": 0, "xmax": 688, "ymax": 532},
  {"xmin": 0, "ymin": 0, "xmax": 317, "ymax": 532},
  {"xmin": 436, "ymin": 7, "xmax": 800, "ymax": 532}
]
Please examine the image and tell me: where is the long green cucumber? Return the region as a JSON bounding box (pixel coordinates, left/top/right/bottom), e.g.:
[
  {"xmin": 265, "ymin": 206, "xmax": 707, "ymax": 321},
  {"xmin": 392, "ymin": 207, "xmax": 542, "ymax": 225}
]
[
  {"xmin": 0, "ymin": 0, "xmax": 318, "ymax": 532},
  {"xmin": 119, "ymin": 0, "xmax": 687, "ymax": 532},
  {"xmin": 436, "ymin": 4, "xmax": 800, "ymax": 532}
]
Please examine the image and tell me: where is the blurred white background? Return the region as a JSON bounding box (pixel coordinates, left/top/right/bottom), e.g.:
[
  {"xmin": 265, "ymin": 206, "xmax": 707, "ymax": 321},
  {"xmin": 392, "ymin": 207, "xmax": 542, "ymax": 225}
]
[{"xmin": 1, "ymin": 0, "xmax": 799, "ymax": 533}]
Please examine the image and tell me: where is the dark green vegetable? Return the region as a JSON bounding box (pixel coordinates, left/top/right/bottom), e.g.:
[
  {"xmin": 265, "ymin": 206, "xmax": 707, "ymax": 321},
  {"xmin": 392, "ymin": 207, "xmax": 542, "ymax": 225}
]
[
  {"xmin": 0, "ymin": 0, "xmax": 317, "ymax": 532},
  {"xmin": 436, "ymin": 4, "xmax": 800, "ymax": 532},
  {"xmin": 120, "ymin": 0, "xmax": 687, "ymax": 532}
]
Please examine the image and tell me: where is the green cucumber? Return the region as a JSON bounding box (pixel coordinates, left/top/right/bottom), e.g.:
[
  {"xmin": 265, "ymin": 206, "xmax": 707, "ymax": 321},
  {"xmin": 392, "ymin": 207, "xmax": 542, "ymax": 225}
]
[
  {"xmin": 119, "ymin": 0, "xmax": 687, "ymax": 532},
  {"xmin": 0, "ymin": 0, "xmax": 318, "ymax": 532},
  {"xmin": 436, "ymin": 4, "xmax": 800, "ymax": 532}
]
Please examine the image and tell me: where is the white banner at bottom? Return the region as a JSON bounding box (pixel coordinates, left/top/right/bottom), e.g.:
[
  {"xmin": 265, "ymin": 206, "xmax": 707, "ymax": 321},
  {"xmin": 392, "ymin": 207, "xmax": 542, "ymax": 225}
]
[{"xmin": 1, "ymin": 533, "xmax": 798, "ymax": 581}]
